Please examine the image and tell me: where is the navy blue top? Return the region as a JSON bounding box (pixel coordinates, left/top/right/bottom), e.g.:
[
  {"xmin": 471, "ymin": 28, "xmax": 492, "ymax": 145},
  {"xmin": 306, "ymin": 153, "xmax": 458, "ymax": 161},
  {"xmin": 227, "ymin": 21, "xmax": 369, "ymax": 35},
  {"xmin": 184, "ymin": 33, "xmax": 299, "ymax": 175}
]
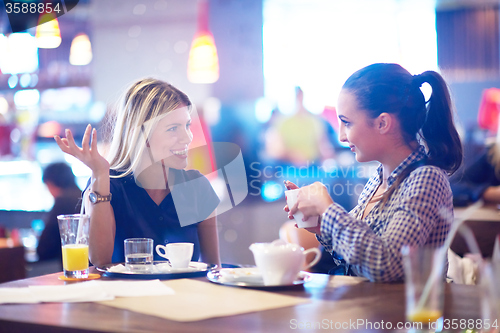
[{"xmin": 88, "ymin": 169, "xmax": 220, "ymax": 263}]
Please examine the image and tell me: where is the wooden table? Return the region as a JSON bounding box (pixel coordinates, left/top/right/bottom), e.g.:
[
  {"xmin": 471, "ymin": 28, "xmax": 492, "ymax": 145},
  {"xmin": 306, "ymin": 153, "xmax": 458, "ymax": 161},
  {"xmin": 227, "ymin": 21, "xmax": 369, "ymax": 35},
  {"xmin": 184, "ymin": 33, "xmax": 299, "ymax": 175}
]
[
  {"xmin": 453, "ymin": 203, "xmax": 500, "ymax": 257},
  {"xmin": 0, "ymin": 268, "xmax": 482, "ymax": 333}
]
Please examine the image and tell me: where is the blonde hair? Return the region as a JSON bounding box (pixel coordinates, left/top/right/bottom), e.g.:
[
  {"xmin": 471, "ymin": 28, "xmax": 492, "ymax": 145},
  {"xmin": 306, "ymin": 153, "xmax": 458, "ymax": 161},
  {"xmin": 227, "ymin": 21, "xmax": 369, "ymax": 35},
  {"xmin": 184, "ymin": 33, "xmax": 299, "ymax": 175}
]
[{"xmin": 105, "ymin": 78, "xmax": 191, "ymax": 178}]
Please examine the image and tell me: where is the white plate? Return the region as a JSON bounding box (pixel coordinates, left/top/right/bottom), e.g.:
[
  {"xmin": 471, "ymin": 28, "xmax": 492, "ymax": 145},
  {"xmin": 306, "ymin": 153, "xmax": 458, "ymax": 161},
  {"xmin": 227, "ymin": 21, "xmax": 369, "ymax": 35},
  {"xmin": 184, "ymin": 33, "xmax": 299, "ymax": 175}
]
[
  {"xmin": 96, "ymin": 261, "xmax": 216, "ymax": 280},
  {"xmin": 206, "ymin": 267, "xmax": 312, "ymax": 288}
]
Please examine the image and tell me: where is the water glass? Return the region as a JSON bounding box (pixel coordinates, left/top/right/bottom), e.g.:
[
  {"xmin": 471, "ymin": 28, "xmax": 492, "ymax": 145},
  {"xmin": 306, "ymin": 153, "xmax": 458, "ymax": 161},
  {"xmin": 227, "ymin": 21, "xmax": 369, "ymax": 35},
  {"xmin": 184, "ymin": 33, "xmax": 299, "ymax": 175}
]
[{"xmin": 124, "ymin": 238, "xmax": 154, "ymax": 272}]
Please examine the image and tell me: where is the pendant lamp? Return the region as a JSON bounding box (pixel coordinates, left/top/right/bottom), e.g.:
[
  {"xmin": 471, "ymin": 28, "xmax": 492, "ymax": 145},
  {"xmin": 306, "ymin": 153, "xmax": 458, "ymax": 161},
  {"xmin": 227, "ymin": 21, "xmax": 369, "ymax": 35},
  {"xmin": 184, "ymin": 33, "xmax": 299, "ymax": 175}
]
[
  {"xmin": 35, "ymin": 12, "xmax": 61, "ymax": 49},
  {"xmin": 478, "ymin": 88, "xmax": 500, "ymax": 133},
  {"xmin": 187, "ymin": 0, "xmax": 219, "ymax": 84},
  {"xmin": 69, "ymin": 33, "xmax": 92, "ymax": 65}
]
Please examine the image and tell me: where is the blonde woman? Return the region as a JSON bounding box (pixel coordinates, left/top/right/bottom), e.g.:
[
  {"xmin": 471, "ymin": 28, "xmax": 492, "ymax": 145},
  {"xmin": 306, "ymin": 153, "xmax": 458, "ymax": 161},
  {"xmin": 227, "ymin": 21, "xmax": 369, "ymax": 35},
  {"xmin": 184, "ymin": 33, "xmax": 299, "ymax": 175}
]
[{"xmin": 55, "ymin": 79, "xmax": 220, "ymax": 267}]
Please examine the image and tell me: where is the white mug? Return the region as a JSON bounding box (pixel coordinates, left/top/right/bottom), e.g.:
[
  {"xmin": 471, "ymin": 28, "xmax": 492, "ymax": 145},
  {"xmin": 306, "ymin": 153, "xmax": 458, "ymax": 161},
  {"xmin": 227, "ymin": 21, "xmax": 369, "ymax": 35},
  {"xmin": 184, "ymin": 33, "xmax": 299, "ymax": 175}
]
[
  {"xmin": 249, "ymin": 239, "xmax": 322, "ymax": 286},
  {"xmin": 285, "ymin": 189, "xmax": 318, "ymax": 228},
  {"xmin": 155, "ymin": 242, "xmax": 194, "ymax": 269}
]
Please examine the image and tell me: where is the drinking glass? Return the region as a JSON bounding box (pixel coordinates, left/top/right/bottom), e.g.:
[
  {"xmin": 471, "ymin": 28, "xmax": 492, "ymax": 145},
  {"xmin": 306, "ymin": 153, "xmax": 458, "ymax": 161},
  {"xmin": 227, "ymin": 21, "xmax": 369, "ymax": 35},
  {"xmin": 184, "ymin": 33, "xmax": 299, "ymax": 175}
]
[
  {"xmin": 402, "ymin": 245, "xmax": 445, "ymax": 331},
  {"xmin": 481, "ymin": 260, "xmax": 500, "ymax": 333},
  {"xmin": 124, "ymin": 238, "xmax": 154, "ymax": 272},
  {"xmin": 57, "ymin": 214, "xmax": 90, "ymax": 279}
]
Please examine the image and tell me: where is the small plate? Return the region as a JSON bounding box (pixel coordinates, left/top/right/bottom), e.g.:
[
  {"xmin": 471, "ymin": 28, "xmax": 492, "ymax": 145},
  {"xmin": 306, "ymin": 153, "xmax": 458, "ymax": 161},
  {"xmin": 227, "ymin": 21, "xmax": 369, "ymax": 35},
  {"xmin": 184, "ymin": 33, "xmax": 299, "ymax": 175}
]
[
  {"xmin": 96, "ymin": 261, "xmax": 216, "ymax": 280},
  {"xmin": 206, "ymin": 267, "xmax": 312, "ymax": 288}
]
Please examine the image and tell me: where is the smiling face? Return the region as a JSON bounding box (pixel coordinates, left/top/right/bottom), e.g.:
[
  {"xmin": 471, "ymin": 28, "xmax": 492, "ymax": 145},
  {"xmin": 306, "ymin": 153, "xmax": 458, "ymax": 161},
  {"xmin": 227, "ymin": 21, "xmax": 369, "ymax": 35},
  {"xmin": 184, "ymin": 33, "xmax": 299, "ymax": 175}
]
[
  {"xmin": 147, "ymin": 106, "xmax": 193, "ymax": 169},
  {"xmin": 337, "ymin": 89, "xmax": 382, "ymax": 163}
]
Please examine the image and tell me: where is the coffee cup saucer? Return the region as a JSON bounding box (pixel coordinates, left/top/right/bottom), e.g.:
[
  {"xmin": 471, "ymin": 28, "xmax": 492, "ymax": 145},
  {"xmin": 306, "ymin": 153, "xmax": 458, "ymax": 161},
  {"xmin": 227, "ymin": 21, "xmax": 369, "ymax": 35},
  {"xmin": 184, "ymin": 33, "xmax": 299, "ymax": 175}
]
[
  {"xmin": 154, "ymin": 261, "xmax": 208, "ymax": 273},
  {"xmin": 207, "ymin": 267, "xmax": 312, "ymax": 288},
  {"xmin": 96, "ymin": 261, "xmax": 216, "ymax": 280}
]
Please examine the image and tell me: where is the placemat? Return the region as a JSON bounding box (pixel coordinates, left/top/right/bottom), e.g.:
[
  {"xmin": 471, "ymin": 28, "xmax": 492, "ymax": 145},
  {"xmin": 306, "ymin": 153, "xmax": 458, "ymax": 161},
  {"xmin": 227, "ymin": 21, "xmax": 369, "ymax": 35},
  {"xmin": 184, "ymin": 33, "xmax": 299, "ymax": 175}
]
[
  {"xmin": 98, "ymin": 278, "xmax": 310, "ymax": 322},
  {"xmin": 328, "ymin": 275, "xmax": 368, "ymax": 287}
]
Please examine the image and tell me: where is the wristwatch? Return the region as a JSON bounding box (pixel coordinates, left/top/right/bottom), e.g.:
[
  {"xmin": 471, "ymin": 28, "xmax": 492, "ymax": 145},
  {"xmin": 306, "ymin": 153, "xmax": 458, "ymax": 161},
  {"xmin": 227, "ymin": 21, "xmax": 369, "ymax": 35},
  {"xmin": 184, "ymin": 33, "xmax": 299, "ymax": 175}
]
[{"xmin": 89, "ymin": 191, "xmax": 112, "ymax": 204}]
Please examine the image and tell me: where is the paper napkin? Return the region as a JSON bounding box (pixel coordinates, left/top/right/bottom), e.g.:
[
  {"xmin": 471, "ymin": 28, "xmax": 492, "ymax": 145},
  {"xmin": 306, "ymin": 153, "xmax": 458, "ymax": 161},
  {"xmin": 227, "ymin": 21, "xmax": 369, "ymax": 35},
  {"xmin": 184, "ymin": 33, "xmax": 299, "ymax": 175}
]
[{"xmin": 0, "ymin": 279, "xmax": 174, "ymax": 304}]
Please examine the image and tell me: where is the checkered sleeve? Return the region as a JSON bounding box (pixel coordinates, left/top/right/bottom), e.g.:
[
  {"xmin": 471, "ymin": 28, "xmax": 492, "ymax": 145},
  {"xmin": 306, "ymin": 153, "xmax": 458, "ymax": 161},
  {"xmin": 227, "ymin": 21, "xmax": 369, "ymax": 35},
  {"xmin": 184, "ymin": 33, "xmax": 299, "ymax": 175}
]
[{"xmin": 317, "ymin": 166, "xmax": 452, "ymax": 282}]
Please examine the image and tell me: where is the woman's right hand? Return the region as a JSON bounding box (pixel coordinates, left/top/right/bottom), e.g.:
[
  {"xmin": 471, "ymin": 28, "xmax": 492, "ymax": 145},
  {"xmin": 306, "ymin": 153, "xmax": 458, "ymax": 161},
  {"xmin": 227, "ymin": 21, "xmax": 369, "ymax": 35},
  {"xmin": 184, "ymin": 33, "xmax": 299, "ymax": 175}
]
[
  {"xmin": 54, "ymin": 124, "xmax": 110, "ymax": 175},
  {"xmin": 283, "ymin": 180, "xmax": 299, "ymax": 217}
]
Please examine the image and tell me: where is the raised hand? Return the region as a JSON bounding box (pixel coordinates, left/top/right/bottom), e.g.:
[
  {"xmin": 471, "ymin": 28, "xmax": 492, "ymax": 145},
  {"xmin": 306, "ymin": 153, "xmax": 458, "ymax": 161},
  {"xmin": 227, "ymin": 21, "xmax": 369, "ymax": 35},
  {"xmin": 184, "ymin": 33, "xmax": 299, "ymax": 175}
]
[
  {"xmin": 288, "ymin": 182, "xmax": 333, "ymax": 221},
  {"xmin": 54, "ymin": 124, "xmax": 110, "ymax": 175},
  {"xmin": 283, "ymin": 180, "xmax": 299, "ymax": 216}
]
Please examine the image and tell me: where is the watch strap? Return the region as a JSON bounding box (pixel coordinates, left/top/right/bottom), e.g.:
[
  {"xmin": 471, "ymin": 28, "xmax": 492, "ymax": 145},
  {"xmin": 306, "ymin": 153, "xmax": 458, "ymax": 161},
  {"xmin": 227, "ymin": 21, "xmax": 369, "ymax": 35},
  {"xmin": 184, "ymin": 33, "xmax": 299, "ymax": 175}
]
[{"xmin": 90, "ymin": 191, "xmax": 112, "ymax": 204}]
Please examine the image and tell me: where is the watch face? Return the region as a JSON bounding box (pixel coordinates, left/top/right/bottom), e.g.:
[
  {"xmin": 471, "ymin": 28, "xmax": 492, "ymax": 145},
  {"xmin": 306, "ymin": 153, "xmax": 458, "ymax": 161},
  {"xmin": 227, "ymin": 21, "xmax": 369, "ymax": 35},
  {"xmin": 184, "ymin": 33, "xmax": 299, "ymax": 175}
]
[{"xmin": 89, "ymin": 192, "xmax": 97, "ymax": 203}]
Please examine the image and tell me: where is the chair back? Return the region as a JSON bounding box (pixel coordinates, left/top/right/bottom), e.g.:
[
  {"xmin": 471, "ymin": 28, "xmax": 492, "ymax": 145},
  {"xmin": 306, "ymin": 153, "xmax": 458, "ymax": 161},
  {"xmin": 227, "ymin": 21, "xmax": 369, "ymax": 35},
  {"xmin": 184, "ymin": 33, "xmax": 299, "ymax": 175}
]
[{"xmin": 0, "ymin": 245, "xmax": 25, "ymax": 283}]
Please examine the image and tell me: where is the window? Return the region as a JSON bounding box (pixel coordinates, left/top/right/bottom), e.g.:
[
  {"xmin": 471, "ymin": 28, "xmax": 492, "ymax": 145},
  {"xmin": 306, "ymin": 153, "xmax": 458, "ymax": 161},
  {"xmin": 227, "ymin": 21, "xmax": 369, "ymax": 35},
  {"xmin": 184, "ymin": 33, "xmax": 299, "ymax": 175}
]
[{"xmin": 263, "ymin": 0, "xmax": 437, "ymax": 115}]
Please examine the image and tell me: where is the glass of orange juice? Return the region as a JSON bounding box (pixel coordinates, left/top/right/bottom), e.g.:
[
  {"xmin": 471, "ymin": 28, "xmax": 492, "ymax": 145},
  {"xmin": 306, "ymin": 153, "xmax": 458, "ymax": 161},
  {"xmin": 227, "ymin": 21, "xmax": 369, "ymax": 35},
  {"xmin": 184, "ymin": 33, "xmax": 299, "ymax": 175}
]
[
  {"xmin": 57, "ymin": 214, "xmax": 90, "ymax": 279},
  {"xmin": 402, "ymin": 245, "xmax": 445, "ymax": 331}
]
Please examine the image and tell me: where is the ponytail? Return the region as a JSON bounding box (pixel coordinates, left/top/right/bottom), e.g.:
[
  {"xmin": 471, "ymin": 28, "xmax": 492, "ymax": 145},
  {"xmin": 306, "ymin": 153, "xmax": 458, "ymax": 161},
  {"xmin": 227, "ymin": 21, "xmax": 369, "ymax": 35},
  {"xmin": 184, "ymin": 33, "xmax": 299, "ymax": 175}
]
[
  {"xmin": 343, "ymin": 64, "xmax": 463, "ymax": 176},
  {"xmin": 414, "ymin": 71, "xmax": 462, "ymax": 174},
  {"xmin": 343, "ymin": 64, "xmax": 463, "ymax": 208}
]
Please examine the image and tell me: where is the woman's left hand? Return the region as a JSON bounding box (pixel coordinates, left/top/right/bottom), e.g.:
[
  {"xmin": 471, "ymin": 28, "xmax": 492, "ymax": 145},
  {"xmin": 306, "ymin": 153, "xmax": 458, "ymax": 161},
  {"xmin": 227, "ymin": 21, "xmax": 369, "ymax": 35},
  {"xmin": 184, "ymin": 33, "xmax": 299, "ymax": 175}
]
[{"xmin": 288, "ymin": 182, "xmax": 333, "ymax": 221}]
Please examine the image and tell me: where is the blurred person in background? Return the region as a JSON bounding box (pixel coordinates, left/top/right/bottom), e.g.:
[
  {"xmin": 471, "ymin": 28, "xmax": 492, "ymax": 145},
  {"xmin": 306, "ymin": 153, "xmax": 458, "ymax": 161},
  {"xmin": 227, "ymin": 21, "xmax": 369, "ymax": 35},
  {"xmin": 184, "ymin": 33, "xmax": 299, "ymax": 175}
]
[
  {"xmin": 450, "ymin": 100, "xmax": 500, "ymax": 206},
  {"xmin": 37, "ymin": 162, "xmax": 82, "ymax": 262},
  {"xmin": 450, "ymin": 137, "xmax": 500, "ymax": 206},
  {"xmin": 271, "ymin": 87, "xmax": 335, "ymax": 166}
]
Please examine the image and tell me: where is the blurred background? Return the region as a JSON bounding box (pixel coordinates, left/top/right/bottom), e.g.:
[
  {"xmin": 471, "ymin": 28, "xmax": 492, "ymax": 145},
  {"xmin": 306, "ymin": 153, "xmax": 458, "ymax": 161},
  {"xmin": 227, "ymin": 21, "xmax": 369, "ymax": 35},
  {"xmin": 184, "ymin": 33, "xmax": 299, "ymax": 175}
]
[{"xmin": 0, "ymin": 0, "xmax": 499, "ymax": 276}]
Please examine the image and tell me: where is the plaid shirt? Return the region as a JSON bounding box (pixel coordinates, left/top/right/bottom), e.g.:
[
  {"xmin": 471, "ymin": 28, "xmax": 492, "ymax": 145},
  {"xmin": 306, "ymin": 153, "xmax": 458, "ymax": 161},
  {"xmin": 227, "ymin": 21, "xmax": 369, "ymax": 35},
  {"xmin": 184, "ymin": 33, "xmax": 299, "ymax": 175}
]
[{"xmin": 317, "ymin": 146, "xmax": 452, "ymax": 282}]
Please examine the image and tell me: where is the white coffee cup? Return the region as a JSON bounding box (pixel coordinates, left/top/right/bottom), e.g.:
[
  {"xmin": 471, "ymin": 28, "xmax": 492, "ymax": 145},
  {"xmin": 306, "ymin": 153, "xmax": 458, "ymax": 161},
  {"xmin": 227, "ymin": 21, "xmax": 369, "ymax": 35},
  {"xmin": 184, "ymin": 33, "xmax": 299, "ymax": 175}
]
[
  {"xmin": 155, "ymin": 242, "xmax": 194, "ymax": 269},
  {"xmin": 249, "ymin": 239, "xmax": 322, "ymax": 286},
  {"xmin": 285, "ymin": 189, "xmax": 318, "ymax": 228}
]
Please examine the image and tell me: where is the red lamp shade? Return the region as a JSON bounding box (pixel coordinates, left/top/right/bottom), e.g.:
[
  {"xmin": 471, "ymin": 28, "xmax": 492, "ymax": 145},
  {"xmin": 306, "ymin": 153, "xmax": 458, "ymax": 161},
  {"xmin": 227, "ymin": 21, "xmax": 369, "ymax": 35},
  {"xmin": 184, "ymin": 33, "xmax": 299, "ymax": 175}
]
[
  {"xmin": 478, "ymin": 88, "xmax": 500, "ymax": 133},
  {"xmin": 187, "ymin": 0, "xmax": 219, "ymax": 84}
]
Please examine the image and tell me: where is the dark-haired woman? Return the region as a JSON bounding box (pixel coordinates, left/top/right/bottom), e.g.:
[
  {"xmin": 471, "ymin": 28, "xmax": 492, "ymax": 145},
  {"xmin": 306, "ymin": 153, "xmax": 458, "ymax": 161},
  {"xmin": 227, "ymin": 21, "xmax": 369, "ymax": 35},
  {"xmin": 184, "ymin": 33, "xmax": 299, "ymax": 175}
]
[{"xmin": 285, "ymin": 63, "xmax": 463, "ymax": 282}]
